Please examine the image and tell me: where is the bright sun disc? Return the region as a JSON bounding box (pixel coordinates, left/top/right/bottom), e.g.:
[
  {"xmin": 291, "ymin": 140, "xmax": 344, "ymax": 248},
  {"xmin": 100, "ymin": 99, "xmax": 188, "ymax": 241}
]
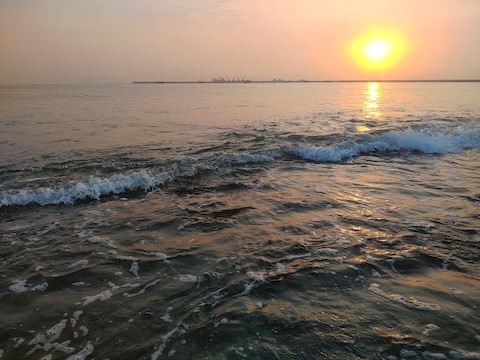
[
  {"xmin": 350, "ymin": 29, "xmax": 406, "ymax": 72},
  {"xmin": 365, "ymin": 40, "xmax": 390, "ymax": 61}
]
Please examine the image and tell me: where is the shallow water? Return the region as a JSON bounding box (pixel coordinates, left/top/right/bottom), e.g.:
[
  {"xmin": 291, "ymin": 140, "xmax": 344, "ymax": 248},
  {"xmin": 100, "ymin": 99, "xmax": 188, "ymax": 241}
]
[{"xmin": 1, "ymin": 82, "xmax": 479, "ymax": 359}]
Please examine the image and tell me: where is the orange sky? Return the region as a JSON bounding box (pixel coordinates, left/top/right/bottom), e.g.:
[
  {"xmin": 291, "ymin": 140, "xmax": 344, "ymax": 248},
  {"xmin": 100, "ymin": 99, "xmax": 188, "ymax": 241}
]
[{"xmin": 1, "ymin": 0, "xmax": 479, "ymax": 84}]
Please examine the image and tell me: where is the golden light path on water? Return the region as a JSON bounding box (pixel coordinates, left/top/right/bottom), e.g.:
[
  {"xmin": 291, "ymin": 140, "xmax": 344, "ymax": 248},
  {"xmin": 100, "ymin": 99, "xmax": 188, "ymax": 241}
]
[
  {"xmin": 364, "ymin": 82, "xmax": 381, "ymax": 119},
  {"xmin": 357, "ymin": 82, "xmax": 382, "ymax": 133}
]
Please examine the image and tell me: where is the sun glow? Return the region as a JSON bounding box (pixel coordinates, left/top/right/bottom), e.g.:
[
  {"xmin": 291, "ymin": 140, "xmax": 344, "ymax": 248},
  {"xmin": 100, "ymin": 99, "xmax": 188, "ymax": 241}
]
[{"xmin": 350, "ymin": 29, "xmax": 406, "ymax": 73}]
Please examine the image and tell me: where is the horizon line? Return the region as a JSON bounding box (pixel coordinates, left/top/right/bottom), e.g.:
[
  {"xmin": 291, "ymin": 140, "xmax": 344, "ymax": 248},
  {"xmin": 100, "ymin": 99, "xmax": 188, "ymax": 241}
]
[
  {"xmin": 132, "ymin": 79, "xmax": 480, "ymax": 84},
  {"xmin": 2, "ymin": 79, "xmax": 480, "ymax": 86}
]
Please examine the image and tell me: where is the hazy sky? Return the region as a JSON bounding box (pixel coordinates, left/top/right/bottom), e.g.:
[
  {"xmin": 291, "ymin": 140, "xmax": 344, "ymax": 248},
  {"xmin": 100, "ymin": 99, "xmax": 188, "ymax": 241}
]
[{"xmin": 1, "ymin": 0, "xmax": 479, "ymax": 84}]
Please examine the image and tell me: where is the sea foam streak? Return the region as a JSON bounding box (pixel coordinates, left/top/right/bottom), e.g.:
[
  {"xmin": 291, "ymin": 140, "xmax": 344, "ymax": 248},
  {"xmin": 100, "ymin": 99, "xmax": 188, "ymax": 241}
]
[{"xmin": 291, "ymin": 128, "xmax": 480, "ymax": 162}]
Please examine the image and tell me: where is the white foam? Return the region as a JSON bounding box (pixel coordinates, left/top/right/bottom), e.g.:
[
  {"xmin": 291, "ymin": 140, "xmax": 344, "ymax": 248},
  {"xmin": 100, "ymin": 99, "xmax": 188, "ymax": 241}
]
[
  {"xmin": 451, "ymin": 288, "xmax": 465, "ymax": 295},
  {"xmin": 29, "ymin": 319, "xmax": 67, "ymax": 348},
  {"xmin": 0, "ymin": 169, "xmax": 169, "ymax": 207},
  {"xmin": 161, "ymin": 312, "xmax": 172, "ymax": 323},
  {"xmin": 12, "ymin": 337, "xmax": 24, "ymax": 348},
  {"xmin": 86, "ymin": 236, "xmax": 116, "ymax": 248},
  {"xmin": 176, "ymin": 274, "xmax": 198, "ymax": 283},
  {"xmin": 274, "ymin": 262, "xmax": 286, "ymax": 273},
  {"xmin": 213, "ymin": 318, "xmax": 228, "ymax": 328},
  {"xmin": 449, "ymin": 350, "xmax": 480, "ymax": 359},
  {"xmin": 107, "ymin": 281, "xmax": 140, "ymax": 292},
  {"xmin": 68, "ymin": 260, "xmax": 89, "ymax": 269},
  {"xmin": 423, "ymin": 323, "xmax": 440, "ymax": 336},
  {"xmin": 81, "ymin": 290, "xmax": 113, "ymax": 306},
  {"xmin": 129, "ymin": 261, "xmax": 139, "ymax": 277},
  {"xmin": 72, "ymin": 310, "xmax": 83, "ymax": 320},
  {"xmin": 369, "ymin": 283, "xmax": 440, "ymax": 311},
  {"xmin": 8, "ymin": 279, "xmax": 48, "ymax": 293},
  {"xmin": 400, "ymin": 349, "xmax": 417, "ymax": 358},
  {"xmin": 79, "ymin": 325, "xmax": 89, "ymax": 337},
  {"xmin": 291, "ymin": 127, "xmax": 480, "ymax": 162},
  {"xmin": 153, "ymin": 252, "xmax": 170, "ymax": 263},
  {"xmin": 151, "ymin": 325, "xmax": 185, "ymax": 360},
  {"xmin": 246, "ymin": 271, "xmax": 266, "ymax": 283},
  {"xmin": 123, "ymin": 279, "xmax": 161, "ymax": 298},
  {"xmin": 52, "ymin": 340, "xmax": 75, "ymax": 354},
  {"xmin": 8, "ymin": 280, "xmax": 28, "ymax": 293},
  {"xmin": 286, "ymin": 253, "xmax": 312, "ymax": 261},
  {"xmin": 32, "ymin": 282, "xmax": 48, "ymax": 291},
  {"xmin": 422, "ymin": 351, "xmax": 449, "ymax": 359},
  {"xmin": 387, "ymin": 256, "xmax": 405, "ymax": 273},
  {"xmin": 116, "ymin": 255, "xmax": 138, "ymax": 261},
  {"xmin": 37, "ymin": 221, "xmax": 60, "ymax": 236},
  {"xmin": 314, "ymin": 248, "xmax": 337, "ymax": 256},
  {"xmin": 235, "ymin": 271, "xmax": 267, "ymax": 297},
  {"xmin": 65, "ymin": 341, "xmax": 94, "ymax": 360}
]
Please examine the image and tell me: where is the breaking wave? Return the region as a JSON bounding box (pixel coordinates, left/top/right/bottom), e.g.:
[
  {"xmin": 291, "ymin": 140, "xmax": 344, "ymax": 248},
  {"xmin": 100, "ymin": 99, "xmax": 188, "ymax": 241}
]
[
  {"xmin": 0, "ymin": 170, "xmax": 171, "ymax": 207},
  {"xmin": 290, "ymin": 127, "xmax": 480, "ymax": 162},
  {"xmin": 1, "ymin": 128, "xmax": 478, "ymax": 207}
]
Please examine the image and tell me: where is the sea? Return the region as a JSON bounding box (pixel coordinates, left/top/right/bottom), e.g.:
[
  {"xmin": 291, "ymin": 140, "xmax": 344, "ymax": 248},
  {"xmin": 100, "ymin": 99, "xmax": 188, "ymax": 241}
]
[{"xmin": 0, "ymin": 81, "xmax": 479, "ymax": 360}]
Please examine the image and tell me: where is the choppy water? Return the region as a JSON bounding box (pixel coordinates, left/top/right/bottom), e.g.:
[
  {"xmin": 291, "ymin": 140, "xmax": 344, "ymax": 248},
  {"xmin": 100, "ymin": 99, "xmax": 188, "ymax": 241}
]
[{"xmin": 1, "ymin": 82, "xmax": 479, "ymax": 360}]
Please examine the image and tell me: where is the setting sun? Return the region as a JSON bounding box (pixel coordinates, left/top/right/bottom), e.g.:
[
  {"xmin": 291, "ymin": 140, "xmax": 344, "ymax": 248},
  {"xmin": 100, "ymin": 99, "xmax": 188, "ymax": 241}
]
[
  {"xmin": 349, "ymin": 29, "xmax": 406, "ymax": 74},
  {"xmin": 365, "ymin": 40, "xmax": 390, "ymax": 62}
]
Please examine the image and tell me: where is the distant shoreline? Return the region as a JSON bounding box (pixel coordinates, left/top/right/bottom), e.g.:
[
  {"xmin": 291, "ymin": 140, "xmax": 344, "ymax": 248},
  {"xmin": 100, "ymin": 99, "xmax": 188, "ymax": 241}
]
[{"xmin": 132, "ymin": 79, "xmax": 480, "ymax": 84}]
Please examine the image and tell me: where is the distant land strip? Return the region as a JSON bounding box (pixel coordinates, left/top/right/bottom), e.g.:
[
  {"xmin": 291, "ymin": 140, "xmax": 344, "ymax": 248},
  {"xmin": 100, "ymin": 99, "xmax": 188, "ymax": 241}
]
[{"xmin": 132, "ymin": 79, "xmax": 480, "ymax": 84}]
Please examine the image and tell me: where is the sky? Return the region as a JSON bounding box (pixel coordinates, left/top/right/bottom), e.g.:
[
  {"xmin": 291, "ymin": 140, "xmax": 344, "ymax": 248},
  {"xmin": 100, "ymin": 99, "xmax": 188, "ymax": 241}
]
[{"xmin": 1, "ymin": 0, "xmax": 479, "ymax": 84}]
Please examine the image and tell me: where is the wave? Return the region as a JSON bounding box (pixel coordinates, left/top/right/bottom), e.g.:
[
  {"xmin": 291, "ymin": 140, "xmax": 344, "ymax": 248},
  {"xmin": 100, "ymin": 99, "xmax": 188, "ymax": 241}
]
[
  {"xmin": 290, "ymin": 127, "xmax": 480, "ymax": 162},
  {"xmin": 1, "ymin": 128, "xmax": 479, "ymax": 207},
  {"xmin": 0, "ymin": 170, "xmax": 171, "ymax": 207}
]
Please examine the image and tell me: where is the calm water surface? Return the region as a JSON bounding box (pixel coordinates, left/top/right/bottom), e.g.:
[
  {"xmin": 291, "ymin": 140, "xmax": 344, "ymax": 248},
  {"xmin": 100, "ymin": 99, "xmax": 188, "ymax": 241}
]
[{"xmin": 0, "ymin": 82, "xmax": 479, "ymax": 359}]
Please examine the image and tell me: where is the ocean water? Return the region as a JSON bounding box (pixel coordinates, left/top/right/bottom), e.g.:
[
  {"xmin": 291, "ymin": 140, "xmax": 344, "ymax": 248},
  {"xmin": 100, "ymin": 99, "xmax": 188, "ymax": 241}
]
[{"xmin": 0, "ymin": 82, "xmax": 479, "ymax": 360}]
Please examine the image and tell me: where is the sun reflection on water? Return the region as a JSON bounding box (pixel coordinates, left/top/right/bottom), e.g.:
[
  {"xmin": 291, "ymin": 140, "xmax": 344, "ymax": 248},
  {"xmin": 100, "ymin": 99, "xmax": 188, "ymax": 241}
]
[{"xmin": 363, "ymin": 82, "xmax": 382, "ymax": 119}]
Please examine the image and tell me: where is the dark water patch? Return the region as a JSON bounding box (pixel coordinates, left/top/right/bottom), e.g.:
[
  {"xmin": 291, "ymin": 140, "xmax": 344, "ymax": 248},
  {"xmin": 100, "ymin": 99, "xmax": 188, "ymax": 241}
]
[
  {"xmin": 396, "ymin": 232, "xmax": 427, "ymax": 247},
  {"xmin": 191, "ymin": 142, "xmax": 232, "ymax": 155},
  {"xmin": 157, "ymin": 267, "xmax": 399, "ymax": 359},
  {"xmin": 423, "ymin": 232, "xmax": 480, "ymax": 267},
  {"xmin": 168, "ymin": 179, "xmax": 251, "ymax": 196},
  {"xmin": 464, "ymin": 194, "xmax": 480, "ymax": 204},
  {"xmin": 229, "ymin": 166, "xmax": 267, "ymax": 177},
  {"xmin": 285, "ymin": 133, "xmax": 340, "ymax": 144},
  {"xmin": 308, "ymin": 219, "xmax": 338, "ymax": 229},
  {"xmin": 210, "ymin": 182, "xmax": 253, "ymax": 192},
  {"xmin": 458, "ymin": 228, "xmax": 479, "ymax": 235},
  {"xmin": 279, "ymin": 225, "xmax": 309, "ymax": 235},
  {"xmin": 250, "ymin": 240, "xmax": 295, "ymax": 259},
  {"xmin": 280, "ymin": 200, "xmax": 332, "ymax": 212},
  {"xmin": 135, "ymin": 217, "xmax": 182, "ymax": 232},
  {"xmin": 163, "ymin": 291, "xmax": 378, "ymax": 360},
  {"xmin": 171, "ymin": 178, "xmax": 255, "ymax": 197},
  {"xmin": 380, "ymin": 251, "xmax": 450, "ymax": 275},
  {"xmin": 179, "ymin": 218, "xmax": 235, "ymax": 233}
]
